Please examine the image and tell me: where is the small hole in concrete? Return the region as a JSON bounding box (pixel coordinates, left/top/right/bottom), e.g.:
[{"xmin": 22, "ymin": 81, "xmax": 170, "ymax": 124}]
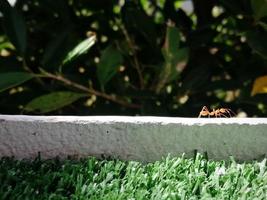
[{"xmin": 32, "ymin": 132, "xmax": 37, "ymax": 136}]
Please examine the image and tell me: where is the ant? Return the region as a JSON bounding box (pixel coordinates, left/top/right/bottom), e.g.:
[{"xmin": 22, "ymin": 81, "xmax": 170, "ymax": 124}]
[{"xmin": 198, "ymin": 106, "xmax": 236, "ymax": 118}]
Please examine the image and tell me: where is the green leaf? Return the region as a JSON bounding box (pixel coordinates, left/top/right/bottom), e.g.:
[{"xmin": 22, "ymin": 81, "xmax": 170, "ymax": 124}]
[
  {"xmin": 251, "ymin": 0, "xmax": 267, "ymax": 20},
  {"xmin": 0, "ymin": 36, "xmax": 15, "ymax": 50},
  {"xmin": 0, "ymin": 72, "xmax": 33, "ymax": 92},
  {"xmin": 156, "ymin": 26, "xmax": 189, "ymax": 93},
  {"xmin": 162, "ymin": 26, "xmax": 181, "ymax": 61},
  {"xmin": 169, "ymin": 47, "xmax": 189, "ymax": 81},
  {"xmin": 246, "ymin": 30, "xmax": 267, "ymax": 59},
  {"xmin": 97, "ymin": 45, "xmax": 123, "ymax": 86},
  {"xmin": 25, "ymin": 92, "xmax": 87, "ymax": 113},
  {"xmin": 162, "ymin": 26, "xmax": 189, "ymax": 76},
  {"xmin": 63, "ymin": 33, "xmax": 96, "ymax": 65},
  {"xmin": 0, "ymin": 0, "xmax": 27, "ymax": 55}
]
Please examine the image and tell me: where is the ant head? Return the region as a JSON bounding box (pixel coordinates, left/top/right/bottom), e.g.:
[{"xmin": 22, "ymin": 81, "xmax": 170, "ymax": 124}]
[{"xmin": 202, "ymin": 106, "xmax": 209, "ymax": 110}]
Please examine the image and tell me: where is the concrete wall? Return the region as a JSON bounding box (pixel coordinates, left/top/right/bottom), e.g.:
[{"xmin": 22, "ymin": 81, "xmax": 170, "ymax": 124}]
[{"xmin": 0, "ymin": 115, "xmax": 267, "ymax": 162}]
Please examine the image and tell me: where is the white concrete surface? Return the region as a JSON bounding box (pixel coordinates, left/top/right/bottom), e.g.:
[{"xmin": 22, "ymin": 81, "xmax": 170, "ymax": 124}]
[{"xmin": 0, "ymin": 115, "xmax": 267, "ymax": 162}]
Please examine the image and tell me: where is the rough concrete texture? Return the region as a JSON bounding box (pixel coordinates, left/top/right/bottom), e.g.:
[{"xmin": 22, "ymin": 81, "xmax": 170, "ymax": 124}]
[{"xmin": 0, "ymin": 115, "xmax": 267, "ymax": 162}]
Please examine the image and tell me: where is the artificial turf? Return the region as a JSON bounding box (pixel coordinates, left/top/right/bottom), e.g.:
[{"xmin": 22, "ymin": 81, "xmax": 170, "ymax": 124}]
[{"xmin": 0, "ymin": 154, "xmax": 267, "ymax": 199}]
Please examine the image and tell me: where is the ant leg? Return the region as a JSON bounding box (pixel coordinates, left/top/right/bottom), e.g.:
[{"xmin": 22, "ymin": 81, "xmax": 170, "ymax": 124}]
[
  {"xmin": 198, "ymin": 107, "xmax": 204, "ymax": 118},
  {"xmin": 228, "ymin": 109, "xmax": 236, "ymax": 117},
  {"xmin": 222, "ymin": 109, "xmax": 234, "ymax": 117},
  {"xmin": 217, "ymin": 112, "xmax": 223, "ymax": 118},
  {"xmin": 225, "ymin": 110, "xmax": 232, "ymax": 117},
  {"xmin": 212, "ymin": 109, "xmax": 217, "ymax": 118},
  {"xmin": 220, "ymin": 113, "xmax": 229, "ymax": 118}
]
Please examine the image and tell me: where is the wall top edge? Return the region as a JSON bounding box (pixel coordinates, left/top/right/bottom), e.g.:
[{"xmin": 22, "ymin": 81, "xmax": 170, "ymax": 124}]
[{"xmin": 0, "ymin": 115, "xmax": 267, "ymax": 125}]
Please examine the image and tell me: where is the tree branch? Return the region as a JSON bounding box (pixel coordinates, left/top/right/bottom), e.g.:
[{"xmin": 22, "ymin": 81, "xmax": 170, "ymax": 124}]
[{"xmin": 40, "ymin": 69, "xmax": 141, "ymax": 109}]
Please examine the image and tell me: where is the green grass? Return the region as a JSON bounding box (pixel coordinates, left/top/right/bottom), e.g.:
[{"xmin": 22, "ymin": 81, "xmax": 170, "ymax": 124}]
[{"xmin": 1, "ymin": 154, "xmax": 267, "ymax": 200}]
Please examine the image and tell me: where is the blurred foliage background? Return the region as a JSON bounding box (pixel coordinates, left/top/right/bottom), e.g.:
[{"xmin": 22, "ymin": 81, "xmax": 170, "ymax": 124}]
[{"xmin": 0, "ymin": 0, "xmax": 267, "ymax": 116}]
